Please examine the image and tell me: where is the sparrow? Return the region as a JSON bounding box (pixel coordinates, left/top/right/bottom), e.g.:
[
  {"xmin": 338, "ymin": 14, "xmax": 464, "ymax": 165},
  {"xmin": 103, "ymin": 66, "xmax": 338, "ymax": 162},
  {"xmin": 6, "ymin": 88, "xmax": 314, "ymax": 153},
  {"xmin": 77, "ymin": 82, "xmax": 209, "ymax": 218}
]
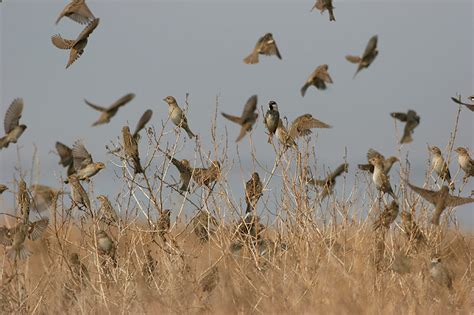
[
  {"xmin": 243, "ymin": 33, "xmax": 282, "ymax": 64},
  {"xmin": 368, "ymin": 156, "xmax": 397, "ymax": 199},
  {"xmin": 358, "ymin": 149, "xmax": 399, "ymax": 174},
  {"xmin": 406, "ymin": 182, "xmax": 474, "ymax": 225},
  {"xmin": 85, "ymin": 93, "xmax": 135, "ymax": 126},
  {"xmin": 307, "ymin": 163, "xmax": 348, "ymax": 200},
  {"xmin": 51, "ymin": 18, "xmax": 99, "ymax": 69},
  {"xmin": 454, "ymin": 147, "xmax": 473, "ymax": 181},
  {"xmin": 237, "ymin": 213, "xmax": 265, "ymax": 241},
  {"xmin": 163, "ymin": 96, "xmax": 196, "ymax": 139},
  {"xmin": 96, "ymin": 195, "xmax": 119, "ymax": 225},
  {"xmin": 96, "ymin": 230, "xmax": 116, "ymax": 262},
  {"xmin": 17, "ymin": 179, "xmax": 30, "ymax": 220},
  {"xmin": 165, "ymin": 154, "xmax": 192, "ymax": 192},
  {"xmin": 221, "ymin": 95, "xmax": 258, "ymax": 143},
  {"xmin": 263, "ymin": 101, "xmax": 280, "ymax": 143},
  {"xmin": 0, "ymin": 98, "xmax": 27, "ymax": 150},
  {"xmin": 245, "ymin": 172, "xmax": 263, "ymax": 213},
  {"xmin": 373, "ymin": 200, "xmax": 399, "ymax": 231},
  {"xmin": 199, "ymin": 266, "xmax": 219, "ymax": 293},
  {"xmin": 191, "ymin": 161, "xmax": 221, "ymax": 187},
  {"xmin": 428, "ymin": 146, "xmax": 454, "ymax": 190},
  {"xmin": 346, "ymin": 35, "xmax": 378, "ymax": 78},
  {"xmin": 55, "ymin": 0, "xmax": 95, "ymax": 25},
  {"xmin": 191, "ymin": 211, "xmax": 217, "ymax": 242},
  {"xmin": 301, "ymin": 64, "xmax": 333, "ymax": 97},
  {"xmin": 450, "ymin": 96, "xmax": 474, "ymax": 111},
  {"xmin": 70, "ymin": 140, "xmax": 105, "ymax": 181},
  {"xmin": 311, "ymin": 0, "xmax": 335, "ymax": 21},
  {"xmin": 390, "ymin": 110, "xmax": 420, "ymax": 144},
  {"xmin": 122, "ymin": 126, "xmax": 143, "ymax": 174},
  {"xmin": 156, "ymin": 209, "xmax": 171, "ymax": 241},
  {"xmin": 400, "ymin": 211, "xmax": 425, "ymax": 244},
  {"xmin": 56, "ymin": 142, "xmax": 75, "ymax": 176},
  {"xmin": 68, "ymin": 174, "xmax": 91, "ymax": 211},
  {"xmin": 429, "ymin": 257, "xmax": 453, "ymax": 290},
  {"xmin": 277, "ymin": 114, "xmax": 331, "ymax": 148},
  {"xmin": 133, "ymin": 109, "xmax": 153, "ymax": 141},
  {"xmin": 0, "ymin": 185, "xmax": 8, "ymax": 194},
  {"xmin": 31, "ymin": 184, "xmax": 63, "ymax": 213},
  {"xmin": 275, "ymin": 118, "xmax": 297, "ymax": 149},
  {"xmin": 70, "ymin": 252, "xmax": 90, "ymax": 286},
  {"xmin": 0, "ymin": 219, "xmax": 49, "ymax": 260}
]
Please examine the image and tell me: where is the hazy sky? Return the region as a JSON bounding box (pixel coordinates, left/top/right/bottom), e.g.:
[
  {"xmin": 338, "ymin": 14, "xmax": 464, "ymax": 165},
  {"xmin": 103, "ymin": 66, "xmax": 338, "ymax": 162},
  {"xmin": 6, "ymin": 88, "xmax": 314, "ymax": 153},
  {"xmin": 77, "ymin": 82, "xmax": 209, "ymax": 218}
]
[{"xmin": 0, "ymin": 1, "xmax": 473, "ymax": 228}]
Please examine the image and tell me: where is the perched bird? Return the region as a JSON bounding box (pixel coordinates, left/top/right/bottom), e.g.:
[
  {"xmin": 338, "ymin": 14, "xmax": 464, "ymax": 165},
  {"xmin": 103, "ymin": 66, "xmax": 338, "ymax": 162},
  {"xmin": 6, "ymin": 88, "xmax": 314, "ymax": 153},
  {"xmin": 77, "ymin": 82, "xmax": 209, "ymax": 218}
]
[
  {"xmin": 454, "ymin": 147, "xmax": 473, "ymax": 181},
  {"xmin": 96, "ymin": 195, "xmax": 119, "ymax": 225},
  {"xmin": 70, "ymin": 140, "xmax": 105, "ymax": 181},
  {"xmin": 346, "ymin": 35, "xmax": 378, "ymax": 78},
  {"xmin": 277, "ymin": 114, "xmax": 331, "ymax": 149},
  {"xmin": 96, "ymin": 230, "xmax": 116, "ymax": 262},
  {"xmin": 122, "ymin": 126, "xmax": 143, "ymax": 174},
  {"xmin": 191, "ymin": 211, "xmax": 217, "ymax": 242},
  {"xmin": 17, "ymin": 179, "xmax": 30, "ymax": 220},
  {"xmin": 221, "ymin": 95, "xmax": 258, "ymax": 143},
  {"xmin": 373, "ymin": 200, "xmax": 399, "ymax": 230},
  {"xmin": 0, "ymin": 219, "xmax": 49, "ymax": 260},
  {"xmin": 56, "ymin": 142, "xmax": 75, "ymax": 176},
  {"xmin": 275, "ymin": 118, "xmax": 297, "ymax": 149},
  {"xmin": 133, "ymin": 109, "xmax": 153, "ymax": 141},
  {"xmin": 369, "ymin": 156, "xmax": 397, "ymax": 199},
  {"xmin": 245, "ymin": 172, "xmax": 263, "ymax": 213},
  {"xmin": 84, "ymin": 93, "xmax": 135, "ymax": 126},
  {"xmin": 166, "ymin": 154, "xmax": 192, "ymax": 192},
  {"xmin": 390, "ymin": 110, "xmax": 420, "ymax": 144},
  {"xmin": 451, "ymin": 96, "xmax": 474, "ymax": 111},
  {"xmin": 55, "ymin": 0, "xmax": 95, "ymax": 25},
  {"xmin": 406, "ymin": 183, "xmax": 474, "ymax": 225},
  {"xmin": 428, "ymin": 146, "xmax": 454, "ymax": 190},
  {"xmin": 400, "ymin": 211, "xmax": 425, "ymax": 244},
  {"xmin": 69, "ymin": 252, "xmax": 90, "ymax": 286},
  {"xmin": 237, "ymin": 213, "xmax": 265, "ymax": 242},
  {"xmin": 358, "ymin": 149, "xmax": 399, "ymax": 174},
  {"xmin": 307, "ymin": 163, "xmax": 348, "ymax": 200},
  {"xmin": 156, "ymin": 209, "xmax": 171, "ymax": 241},
  {"xmin": 199, "ymin": 266, "xmax": 219, "ymax": 293},
  {"xmin": 311, "ymin": 0, "xmax": 335, "ymax": 21},
  {"xmin": 263, "ymin": 101, "xmax": 280, "ymax": 144},
  {"xmin": 243, "ymin": 33, "xmax": 282, "ymax": 64},
  {"xmin": 163, "ymin": 96, "xmax": 196, "ymax": 139},
  {"xmin": 191, "ymin": 161, "xmax": 221, "ymax": 187},
  {"xmin": 0, "ymin": 98, "xmax": 27, "ymax": 150},
  {"xmin": 429, "ymin": 257, "xmax": 453, "ymax": 290},
  {"xmin": 68, "ymin": 175, "xmax": 91, "ymax": 212},
  {"xmin": 301, "ymin": 64, "xmax": 333, "ymax": 97},
  {"xmin": 0, "ymin": 184, "xmax": 8, "ymax": 194},
  {"xmin": 51, "ymin": 18, "xmax": 100, "ymax": 69},
  {"xmin": 31, "ymin": 184, "xmax": 63, "ymax": 213}
]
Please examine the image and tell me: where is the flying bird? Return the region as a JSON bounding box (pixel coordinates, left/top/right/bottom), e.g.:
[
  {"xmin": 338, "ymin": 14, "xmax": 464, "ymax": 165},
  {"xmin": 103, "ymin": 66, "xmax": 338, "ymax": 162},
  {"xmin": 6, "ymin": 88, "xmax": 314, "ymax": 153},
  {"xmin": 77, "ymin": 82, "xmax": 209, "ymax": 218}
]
[
  {"xmin": 454, "ymin": 147, "xmax": 473, "ymax": 181},
  {"xmin": 0, "ymin": 98, "xmax": 27, "ymax": 150},
  {"xmin": 221, "ymin": 95, "xmax": 258, "ymax": 143},
  {"xmin": 133, "ymin": 109, "xmax": 153, "ymax": 141},
  {"xmin": 244, "ymin": 33, "xmax": 282, "ymax": 64},
  {"xmin": 346, "ymin": 35, "xmax": 378, "ymax": 78},
  {"xmin": 264, "ymin": 101, "xmax": 280, "ymax": 143},
  {"xmin": 69, "ymin": 140, "xmax": 105, "ymax": 181},
  {"xmin": 84, "ymin": 93, "xmax": 135, "ymax": 126},
  {"xmin": 122, "ymin": 126, "xmax": 143, "ymax": 174},
  {"xmin": 311, "ymin": 0, "xmax": 335, "ymax": 21},
  {"xmin": 163, "ymin": 96, "xmax": 196, "ymax": 139},
  {"xmin": 369, "ymin": 156, "xmax": 397, "ymax": 199},
  {"xmin": 301, "ymin": 64, "xmax": 333, "ymax": 97},
  {"xmin": 276, "ymin": 114, "xmax": 331, "ymax": 149},
  {"xmin": 245, "ymin": 172, "xmax": 263, "ymax": 213},
  {"xmin": 373, "ymin": 200, "xmax": 399, "ymax": 231},
  {"xmin": 451, "ymin": 96, "xmax": 474, "ymax": 111},
  {"xmin": 0, "ymin": 219, "xmax": 49, "ymax": 260},
  {"xmin": 55, "ymin": 0, "xmax": 95, "ymax": 25},
  {"xmin": 51, "ymin": 18, "xmax": 100, "ymax": 69},
  {"xmin": 428, "ymin": 146, "xmax": 454, "ymax": 190},
  {"xmin": 358, "ymin": 149, "xmax": 398, "ymax": 174},
  {"xmin": 56, "ymin": 142, "xmax": 75, "ymax": 176},
  {"xmin": 390, "ymin": 110, "xmax": 420, "ymax": 144},
  {"xmin": 307, "ymin": 163, "xmax": 348, "ymax": 200}
]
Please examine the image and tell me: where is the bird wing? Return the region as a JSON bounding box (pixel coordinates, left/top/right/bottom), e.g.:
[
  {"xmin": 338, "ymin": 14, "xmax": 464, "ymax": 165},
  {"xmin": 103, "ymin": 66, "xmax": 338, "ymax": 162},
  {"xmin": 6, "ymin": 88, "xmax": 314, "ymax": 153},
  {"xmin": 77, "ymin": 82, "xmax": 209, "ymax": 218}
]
[
  {"xmin": 69, "ymin": 1, "xmax": 95, "ymax": 24},
  {"xmin": 345, "ymin": 55, "xmax": 361, "ymax": 63},
  {"xmin": 327, "ymin": 163, "xmax": 349, "ymax": 181},
  {"xmin": 28, "ymin": 219, "xmax": 49, "ymax": 241},
  {"xmin": 74, "ymin": 17, "xmax": 99, "ymax": 44},
  {"xmin": 72, "ymin": 141, "xmax": 93, "ymax": 170},
  {"xmin": 358, "ymin": 163, "xmax": 374, "ymax": 173},
  {"xmin": 390, "ymin": 112, "xmax": 408, "ymax": 122},
  {"xmin": 271, "ymin": 41, "xmax": 282, "ymax": 59},
  {"xmin": 241, "ymin": 95, "xmax": 258, "ymax": 121},
  {"xmin": 51, "ymin": 34, "xmax": 75, "ymax": 49},
  {"xmin": 315, "ymin": 66, "xmax": 333, "ymax": 83},
  {"xmin": 108, "ymin": 93, "xmax": 135, "ymax": 111},
  {"xmin": 133, "ymin": 109, "xmax": 153, "ymax": 137},
  {"xmin": 362, "ymin": 35, "xmax": 378, "ymax": 59},
  {"xmin": 451, "ymin": 97, "xmax": 474, "ymax": 111},
  {"xmin": 407, "ymin": 182, "xmax": 438, "ymax": 205},
  {"xmin": 4, "ymin": 98, "xmax": 23, "ymax": 133},
  {"xmin": 367, "ymin": 148, "xmax": 384, "ymax": 161},
  {"xmin": 445, "ymin": 195, "xmax": 474, "ymax": 207},
  {"xmin": 289, "ymin": 114, "xmax": 331, "ymax": 139},
  {"xmin": 0, "ymin": 227, "xmax": 13, "ymax": 246},
  {"xmin": 235, "ymin": 126, "xmax": 248, "ymax": 143},
  {"xmin": 221, "ymin": 112, "xmax": 243, "ymax": 125},
  {"xmin": 84, "ymin": 99, "xmax": 106, "ymax": 111},
  {"xmin": 55, "ymin": 142, "xmax": 73, "ymax": 167}
]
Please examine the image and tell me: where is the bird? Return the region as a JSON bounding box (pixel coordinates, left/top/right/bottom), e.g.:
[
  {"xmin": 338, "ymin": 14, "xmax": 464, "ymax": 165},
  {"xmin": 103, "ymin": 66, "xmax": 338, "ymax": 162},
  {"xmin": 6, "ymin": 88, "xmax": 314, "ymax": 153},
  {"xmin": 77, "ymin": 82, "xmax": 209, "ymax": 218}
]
[
  {"xmin": 346, "ymin": 35, "xmax": 378, "ymax": 78},
  {"xmin": 165, "ymin": 154, "xmax": 192, "ymax": 192},
  {"xmin": 122, "ymin": 126, "xmax": 143, "ymax": 174},
  {"xmin": 156, "ymin": 209, "xmax": 171, "ymax": 242},
  {"xmin": 84, "ymin": 93, "xmax": 135, "ymax": 126},
  {"xmin": 17, "ymin": 179, "xmax": 30, "ymax": 220},
  {"xmin": 191, "ymin": 161, "xmax": 221, "ymax": 188},
  {"xmin": 0, "ymin": 98, "xmax": 27, "ymax": 150},
  {"xmin": 191, "ymin": 211, "xmax": 217, "ymax": 242},
  {"xmin": 96, "ymin": 230, "xmax": 116, "ymax": 263},
  {"xmin": 68, "ymin": 174, "xmax": 91, "ymax": 212},
  {"xmin": 51, "ymin": 18, "xmax": 99, "ymax": 69},
  {"xmin": 69, "ymin": 252, "xmax": 90, "ymax": 286},
  {"xmin": 245, "ymin": 172, "xmax": 263, "ymax": 213},
  {"xmin": 454, "ymin": 147, "xmax": 473, "ymax": 181},
  {"xmin": 237, "ymin": 213, "xmax": 266, "ymax": 242},
  {"xmin": 243, "ymin": 33, "xmax": 282, "ymax": 64},
  {"xmin": 0, "ymin": 185, "xmax": 8, "ymax": 195},
  {"xmin": 221, "ymin": 95, "xmax": 258, "ymax": 143},
  {"xmin": 400, "ymin": 211, "xmax": 425, "ymax": 244},
  {"xmin": 31, "ymin": 184, "xmax": 63, "ymax": 213},
  {"xmin": 369, "ymin": 156, "xmax": 397, "ymax": 199},
  {"xmin": 263, "ymin": 101, "xmax": 280, "ymax": 144},
  {"xmin": 312, "ymin": 0, "xmax": 335, "ymax": 21},
  {"xmin": 96, "ymin": 195, "xmax": 119, "ymax": 225},
  {"xmin": 55, "ymin": 0, "xmax": 95, "ymax": 25},
  {"xmin": 358, "ymin": 149, "xmax": 399, "ymax": 174},
  {"xmin": 0, "ymin": 219, "xmax": 49, "ymax": 260},
  {"xmin": 428, "ymin": 146, "xmax": 454, "ymax": 190},
  {"xmin": 307, "ymin": 163, "xmax": 349, "ymax": 200},
  {"xmin": 199, "ymin": 266, "xmax": 219, "ymax": 293},
  {"xmin": 406, "ymin": 182, "xmax": 474, "ymax": 225},
  {"xmin": 69, "ymin": 140, "xmax": 105, "ymax": 181},
  {"xmin": 163, "ymin": 96, "xmax": 196, "ymax": 139},
  {"xmin": 133, "ymin": 109, "xmax": 153, "ymax": 141},
  {"xmin": 451, "ymin": 96, "xmax": 474, "ymax": 111},
  {"xmin": 390, "ymin": 110, "xmax": 420, "ymax": 144},
  {"xmin": 301, "ymin": 64, "xmax": 333, "ymax": 97},
  {"xmin": 429, "ymin": 257, "xmax": 453, "ymax": 290},
  {"xmin": 55, "ymin": 142, "xmax": 75, "ymax": 176},
  {"xmin": 275, "ymin": 118, "xmax": 297, "ymax": 149},
  {"xmin": 373, "ymin": 200, "xmax": 399, "ymax": 231},
  {"xmin": 277, "ymin": 114, "xmax": 331, "ymax": 149}
]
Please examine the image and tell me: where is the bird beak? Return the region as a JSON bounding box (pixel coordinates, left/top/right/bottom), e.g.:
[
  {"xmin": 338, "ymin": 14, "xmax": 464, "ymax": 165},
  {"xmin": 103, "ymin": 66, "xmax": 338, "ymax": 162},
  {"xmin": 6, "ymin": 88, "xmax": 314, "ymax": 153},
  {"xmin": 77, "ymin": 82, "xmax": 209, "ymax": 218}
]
[{"xmin": 162, "ymin": 98, "xmax": 167, "ymax": 103}]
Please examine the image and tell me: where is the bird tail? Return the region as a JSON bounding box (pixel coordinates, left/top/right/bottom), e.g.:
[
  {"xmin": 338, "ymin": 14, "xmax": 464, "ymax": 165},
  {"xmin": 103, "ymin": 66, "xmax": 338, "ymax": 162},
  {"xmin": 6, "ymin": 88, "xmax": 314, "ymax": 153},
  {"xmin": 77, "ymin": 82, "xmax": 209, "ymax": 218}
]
[
  {"xmin": 300, "ymin": 83, "xmax": 310, "ymax": 97},
  {"xmin": 243, "ymin": 52, "xmax": 259, "ymax": 64},
  {"xmin": 221, "ymin": 113, "xmax": 243, "ymax": 125},
  {"xmin": 133, "ymin": 157, "xmax": 143, "ymax": 174},
  {"xmin": 400, "ymin": 134, "xmax": 413, "ymax": 144},
  {"xmin": 345, "ymin": 55, "xmax": 361, "ymax": 64},
  {"xmin": 267, "ymin": 135, "xmax": 273, "ymax": 144},
  {"xmin": 184, "ymin": 126, "xmax": 196, "ymax": 139},
  {"xmin": 328, "ymin": 9, "xmax": 336, "ymax": 21},
  {"xmin": 7, "ymin": 245, "xmax": 31, "ymax": 260},
  {"xmin": 0, "ymin": 136, "xmax": 10, "ymax": 149}
]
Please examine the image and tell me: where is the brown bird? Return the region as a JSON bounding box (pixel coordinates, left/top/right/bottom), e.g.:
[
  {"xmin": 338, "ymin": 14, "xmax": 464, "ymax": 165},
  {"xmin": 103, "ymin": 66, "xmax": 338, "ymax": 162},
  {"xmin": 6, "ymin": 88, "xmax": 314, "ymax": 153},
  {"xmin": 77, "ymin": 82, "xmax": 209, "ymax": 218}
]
[
  {"xmin": 70, "ymin": 140, "xmax": 105, "ymax": 181},
  {"xmin": 429, "ymin": 257, "xmax": 453, "ymax": 290},
  {"xmin": 407, "ymin": 182, "xmax": 474, "ymax": 225},
  {"xmin": 390, "ymin": 110, "xmax": 420, "ymax": 144},
  {"xmin": 122, "ymin": 126, "xmax": 143, "ymax": 174},
  {"xmin": 191, "ymin": 161, "xmax": 221, "ymax": 187},
  {"xmin": 428, "ymin": 146, "xmax": 454, "ymax": 190},
  {"xmin": 0, "ymin": 98, "xmax": 27, "ymax": 150},
  {"xmin": 369, "ymin": 156, "xmax": 397, "ymax": 199},
  {"xmin": 358, "ymin": 149, "xmax": 399, "ymax": 174},
  {"xmin": 237, "ymin": 213, "xmax": 266, "ymax": 242},
  {"xmin": 454, "ymin": 147, "xmax": 473, "ymax": 181},
  {"xmin": 191, "ymin": 211, "xmax": 217, "ymax": 242},
  {"xmin": 199, "ymin": 266, "xmax": 219, "ymax": 293},
  {"xmin": 156, "ymin": 210, "xmax": 171, "ymax": 241},
  {"xmin": 0, "ymin": 219, "xmax": 49, "ymax": 260},
  {"xmin": 373, "ymin": 200, "xmax": 399, "ymax": 231},
  {"xmin": 244, "ymin": 33, "xmax": 282, "ymax": 64},
  {"xmin": 133, "ymin": 109, "xmax": 153, "ymax": 141},
  {"xmin": 0, "ymin": 184, "xmax": 8, "ymax": 194},
  {"xmin": 263, "ymin": 101, "xmax": 280, "ymax": 143},
  {"xmin": 163, "ymin": 96, "xmax": 196, "ymax": 139},
  {"xmin": 275, "ymin": 118, "xmax": 297, "ymax": 149},
  {"xmin": 31, "ymin": 184, "xmax": 63, "ymax": 213},
  {"xmin": 221, "ymin": 95, "xmax": 258, "ymax": 143},
  {"xmin": 68, "ymin": 174, "xmax": 91, "ymax": 212},
  {"xmin": 51, "ymin": 18, "xmax": 99, "ymax": 69},
  {"xmin": 245, "ymin": 172, "xmax": 263, "ymax": 213},
  {"xmin": 346, "ymin": 35, "xmax": 378, "ymax": 78},
  {"xmin": 307, "ymin": 163, "xmax": 349, "ymax": 200},
  {"xmin": 55, "ymin": 0, "xmax": 95, "ymax": 25},
  {"xmin": 96, "ymin": 195, "xmax": 119, "ymax": 225},
  {"xmin": 85, "ymin": 93, "xmax": 135, "ymax": 126},
  {"xmin": 17, "ymin": 179, "xmax": 30, "ymax": 220},
  {"xmin": 400, "ymin": 211, "xmax": 425, "ymax": 244},
  {"xmin": 96, "ymin": 230, "xmax": 116, "ymax": 262},
  {"xmin": 277, "ymin": 114, "xmax": 331, "ymax": 149},
  {"xmin": 301, "ymin": 64, "xmax": 333, "ymax": 97},
  {"xmin": 165, "ymin": 153, "xmax": 192, "ymax": 192},
  {"xmin": 451, "ymin": 96, "xmax": 474, "ymax": 111},
  {"xmin": 70, "ymin": 252, "xmax": 90, "ymax": 286},
  {"xmin": 56, "ymin": 142, "xmax": 75, "ymax": 176},
  {"xmin": 312, "ymin": 0, "xmax": 335, "ymax": 21}
]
